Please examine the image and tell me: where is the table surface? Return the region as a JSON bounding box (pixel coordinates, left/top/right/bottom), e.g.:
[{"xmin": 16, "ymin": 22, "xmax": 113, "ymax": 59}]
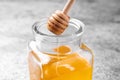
[{"xmin": 0, "ymin": 0, "xmax": 120, "ymax": 80}]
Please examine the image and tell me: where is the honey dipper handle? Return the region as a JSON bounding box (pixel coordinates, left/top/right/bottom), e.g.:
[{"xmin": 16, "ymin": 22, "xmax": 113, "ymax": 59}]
[{"xmin": 63, "ymin": 0, "xmax": 75, "ymax": 14}]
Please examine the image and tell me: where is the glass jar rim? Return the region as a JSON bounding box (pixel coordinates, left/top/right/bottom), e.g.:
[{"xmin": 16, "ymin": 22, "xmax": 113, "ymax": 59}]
[{"xmin": 32, "ymin": 18, "xmax": 85, "ymax": 38}]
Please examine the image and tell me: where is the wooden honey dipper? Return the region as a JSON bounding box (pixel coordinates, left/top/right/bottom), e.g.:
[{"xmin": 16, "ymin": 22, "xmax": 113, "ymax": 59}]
[{"xmin": 47, "ymin": 0, "xmax": 75, "ymax": 35}]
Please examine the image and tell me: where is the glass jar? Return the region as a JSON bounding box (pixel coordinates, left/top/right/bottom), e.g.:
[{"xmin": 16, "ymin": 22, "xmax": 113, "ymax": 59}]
[{"xmin": 28, "ymin": 18, "xmax": 94, "ymax": 80}]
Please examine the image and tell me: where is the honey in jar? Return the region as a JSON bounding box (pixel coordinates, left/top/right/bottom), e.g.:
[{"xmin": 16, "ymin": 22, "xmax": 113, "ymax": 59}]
[{"xmin": 28, "ymin": 18, "xmax": 94, "ymax": 80}]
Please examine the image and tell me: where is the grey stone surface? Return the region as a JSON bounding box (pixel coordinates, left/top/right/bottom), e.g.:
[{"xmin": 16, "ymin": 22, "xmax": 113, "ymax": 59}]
[{"xmin": 0, "ymin": 0, "xmax": 120, "ymax": 80}]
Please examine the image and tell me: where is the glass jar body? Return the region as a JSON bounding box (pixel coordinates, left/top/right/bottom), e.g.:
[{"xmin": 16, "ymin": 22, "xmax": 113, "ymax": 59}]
[{"xmin": 28, "ymin": 18, "xmax": 94, "ymax": 80}]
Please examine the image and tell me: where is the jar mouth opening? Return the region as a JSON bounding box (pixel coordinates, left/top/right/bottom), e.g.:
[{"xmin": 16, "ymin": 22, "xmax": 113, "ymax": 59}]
[{"xmin": 32, "ymin": 18, "xmax": 85, "ymax": 38}]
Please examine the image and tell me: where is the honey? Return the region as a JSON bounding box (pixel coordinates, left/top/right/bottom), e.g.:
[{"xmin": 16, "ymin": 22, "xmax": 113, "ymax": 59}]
[{"xmin": 29, "ymin": 45, "xmax": 92, "ymax": 80}]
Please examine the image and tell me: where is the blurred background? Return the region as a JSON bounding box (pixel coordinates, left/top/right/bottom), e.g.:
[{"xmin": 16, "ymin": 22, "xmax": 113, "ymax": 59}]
[{"xmin": 0, "ymin": 0, "xmax": 120, "ymax": 80}]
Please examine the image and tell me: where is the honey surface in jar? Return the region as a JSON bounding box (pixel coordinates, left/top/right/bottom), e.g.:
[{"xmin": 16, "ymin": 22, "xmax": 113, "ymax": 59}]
[{"xmin": 42, "ymin": 45, "xmax": 92, "ymax": 80}]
